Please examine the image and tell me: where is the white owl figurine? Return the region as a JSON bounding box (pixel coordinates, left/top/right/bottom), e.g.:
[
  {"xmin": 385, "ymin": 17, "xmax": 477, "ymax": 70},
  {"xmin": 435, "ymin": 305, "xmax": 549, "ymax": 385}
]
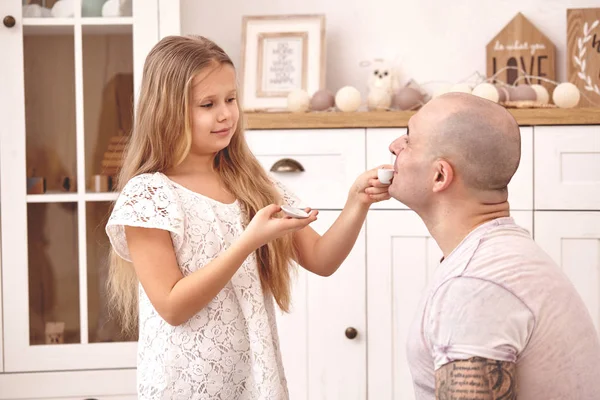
[{"xmin": 367, "ymin": 59, "xmax": 400, "ymax": 111}]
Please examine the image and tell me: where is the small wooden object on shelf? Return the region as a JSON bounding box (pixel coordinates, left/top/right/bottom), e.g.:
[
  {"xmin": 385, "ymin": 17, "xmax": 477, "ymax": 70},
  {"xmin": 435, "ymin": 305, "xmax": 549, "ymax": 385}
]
[
  {"xmin": 567, "ymin": 8, "xmax": 600, "ymax": 107},
  {"xmin": 27, "ymin": 176, "xmax": 46, "ymax": 194},
  {"xmin": 99, "ymin": 134, "xmax": 129, "ymax": 190},
  {"xmin": 45, "ymin": 321, "xmax": 65, "ymax": 344},
  {"xmin": 90, "ymin": 174, "xmax": 111, "ymax": 192},
  {"xmin": 26, "ymin": 0, "xmax": 59, "ymax": 8},
  {"xmin": 486, "ymin": 13, "xmax": 556, "ymax": 93},
  {"xmin": 60, "ymin": 176, "xmax": 76, "ymax": 192}
]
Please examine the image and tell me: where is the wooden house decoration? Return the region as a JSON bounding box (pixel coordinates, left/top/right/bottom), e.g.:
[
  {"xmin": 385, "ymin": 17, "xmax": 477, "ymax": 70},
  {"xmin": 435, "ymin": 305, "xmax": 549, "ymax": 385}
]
[
  {"xmin": 567, "ymin": 8, "xmax": 600, "ymax": 107},
  {"xmin": 101, "ymin": 134, "xmax": 129, "ymax": 181},
  {"xmin": 486, "ymin": 13, "xmax": 556, "ymax": 94},
  {"xmin": 96, "ymin": 73, "xmax": 133, "ymax": 190}
]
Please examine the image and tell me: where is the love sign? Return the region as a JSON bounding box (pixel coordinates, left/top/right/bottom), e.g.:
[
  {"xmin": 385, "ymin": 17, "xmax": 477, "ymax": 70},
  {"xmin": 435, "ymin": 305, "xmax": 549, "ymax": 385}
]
[{"xmin": 486, "ymin": 13, "xmax": 556, "ymax": 94}]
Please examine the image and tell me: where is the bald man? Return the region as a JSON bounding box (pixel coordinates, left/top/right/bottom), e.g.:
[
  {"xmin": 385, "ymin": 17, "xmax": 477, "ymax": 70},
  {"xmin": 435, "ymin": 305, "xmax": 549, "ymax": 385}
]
[{"xmin": 386, "ymin": 93, "xmax": 600, "ymax": 399}]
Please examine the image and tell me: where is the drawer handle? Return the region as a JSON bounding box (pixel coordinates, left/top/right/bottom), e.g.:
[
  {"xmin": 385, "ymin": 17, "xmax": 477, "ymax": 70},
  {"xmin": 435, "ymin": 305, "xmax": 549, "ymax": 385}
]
[
  {"xmin": 345, "ymin": 327, "xmax": 358, "ymax": 340},
  {"xmin": 270, "ymin": 158, "xmax": 305, "ymax": 173}
]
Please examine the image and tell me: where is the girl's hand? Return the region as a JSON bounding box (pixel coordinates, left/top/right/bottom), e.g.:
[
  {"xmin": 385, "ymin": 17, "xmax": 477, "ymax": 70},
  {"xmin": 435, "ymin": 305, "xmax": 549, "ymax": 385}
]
[
  {"xmin": 244, "ymin": 204, "xmax": 318, "ymax": 249},
  {"xmin": 349, "ymin": 164, "xmax": 393, "ymax": 206}
]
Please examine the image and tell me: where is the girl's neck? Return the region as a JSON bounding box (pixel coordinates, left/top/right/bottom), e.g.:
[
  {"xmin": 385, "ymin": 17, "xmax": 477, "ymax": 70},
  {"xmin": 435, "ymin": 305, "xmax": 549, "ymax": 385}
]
[{"xmin": 169, "ymin": 152, "xmax": 217, "ymax": 175}]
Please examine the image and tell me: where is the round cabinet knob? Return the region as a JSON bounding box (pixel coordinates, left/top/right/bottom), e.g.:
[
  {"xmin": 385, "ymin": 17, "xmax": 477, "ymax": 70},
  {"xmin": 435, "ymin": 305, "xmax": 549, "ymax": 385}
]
[
  {"xmin": 345, "ymin": 327, "xmax": 358, "ymax": 339},
  {"xmin": 3, "ymin": 15, "xmax": 16, "ymax": 28}
]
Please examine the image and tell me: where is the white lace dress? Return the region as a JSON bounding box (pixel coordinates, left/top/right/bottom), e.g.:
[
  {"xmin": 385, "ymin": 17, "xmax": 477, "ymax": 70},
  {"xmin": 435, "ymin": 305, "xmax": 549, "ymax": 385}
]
[{"xmin": 106, "ymin": 172, "xmax": 302, "ymax": 400}]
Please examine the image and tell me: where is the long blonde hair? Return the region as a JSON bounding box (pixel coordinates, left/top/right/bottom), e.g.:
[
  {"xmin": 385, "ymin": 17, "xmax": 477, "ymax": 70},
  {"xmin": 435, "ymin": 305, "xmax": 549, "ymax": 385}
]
[{"xmin": 108, "ymin": 35, "xmax": 297, "ymax": 333}]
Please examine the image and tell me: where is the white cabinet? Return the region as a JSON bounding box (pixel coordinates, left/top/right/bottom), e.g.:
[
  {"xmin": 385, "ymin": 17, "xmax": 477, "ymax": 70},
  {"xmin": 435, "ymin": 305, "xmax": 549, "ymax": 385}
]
[
  {"xmin": 509, "ymin": 127, "xmax": 534, "ymax": 210},
  {"xmin": 366, "ymin": 210, "xmax": 441, "ymax": 400},
  {"xmin": 260, "ymin": 124, "xmax": 598, "ymax": 400},
  {"xmin": 535, "ymin": 211, "xmax": 600, "ymax": 333},
  {"xmin": 0, "ymin": 0, "xmax": 168, "ymax": 373},
  {"xmin": 246, "ymin": 129, "xmax": 366, "ymax": 209},
  {"xmin": 277, "ymin": 211, "xmax": 367, "ymax": 400},
  {"xmin": 534, "ymin": 125, "xmax": 600, "ymax": 210},
  {"xmin": 246, "ymin": 130, "xmax": 369, "ymax": 398},
  {"xmin": 0, "ymin": 0, "xmax": 180, "ymax": 396}
]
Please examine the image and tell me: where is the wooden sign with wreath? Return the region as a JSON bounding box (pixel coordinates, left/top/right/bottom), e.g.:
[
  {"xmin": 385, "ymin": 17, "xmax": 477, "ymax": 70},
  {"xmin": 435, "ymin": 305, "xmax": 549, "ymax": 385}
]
[{"xmin": 567, "ymin": 8, "xmax": 600, "ymax": 107}]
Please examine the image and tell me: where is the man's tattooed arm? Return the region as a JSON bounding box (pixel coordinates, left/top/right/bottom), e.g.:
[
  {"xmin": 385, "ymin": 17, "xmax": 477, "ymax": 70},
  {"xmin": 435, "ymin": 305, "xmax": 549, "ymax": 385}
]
[{"xmin": 435, "ymin": 357, "xmax": 517, "ymax": 400}]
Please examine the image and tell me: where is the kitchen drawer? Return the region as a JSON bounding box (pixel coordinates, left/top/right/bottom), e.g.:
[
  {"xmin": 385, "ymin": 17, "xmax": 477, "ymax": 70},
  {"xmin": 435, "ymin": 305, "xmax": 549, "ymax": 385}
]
[
  {"xmin": 246, "ymin": 129, "xmax": 366, "ymax": 209},
  {"xmin": 0, "ymin": 369, "xmax": 136, "ymax": 399},
  {"xmin": 366, "ymin": 127, "xmax": 533, "ymax": 210},
  {"xmin": 534, "ymin": 211, "xmax": 600, "ymax": 333},
  {"xmin": 534, "ymin": 125, "xmax": 600, "ymax": 210}
]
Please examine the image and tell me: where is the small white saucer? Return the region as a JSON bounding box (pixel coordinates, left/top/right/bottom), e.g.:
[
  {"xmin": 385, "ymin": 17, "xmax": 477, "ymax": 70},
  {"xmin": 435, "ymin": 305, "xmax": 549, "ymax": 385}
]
[{"xmin": 281, "ymin": 205, "xmax": 310, "ymax": 219}]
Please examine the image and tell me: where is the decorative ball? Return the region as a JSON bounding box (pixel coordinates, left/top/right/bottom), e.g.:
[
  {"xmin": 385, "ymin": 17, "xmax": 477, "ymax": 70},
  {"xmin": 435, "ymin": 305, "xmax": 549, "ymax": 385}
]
[
  {"xmin": 507, "ymin": 85, "xmax": 537, "ymax": 102},
  {"xmin": 472, "ymin": 83, "xmax": 499, "ymax": 103},
  {"xmin": 552, "ymin": 82, "xmax": 580, "ymax": 108},
  {"xmin": 310, "ymin": 89, "xmax": 335, "ymax": 111},
  {"xmin": 102, "ymin": 0, "xmax": 120, "ymax": 17},
  {"xmin": 335, "ymin": 86, "xmax": 362, "ymax": 112},
  {"xmin": 432, "ymin": 85, "xmax": 452, "ymax": 98},
  {"xmin": 23, "ymin": 4, "xmax": 51, "ymax": 17},
  {"xmin": 52, "ymin": 0, "xmax": 75, "ymax": 17},
  {"xmin": 496, "ymin": 85, "xmax": 509, "ymax": 103},
  {"xmin": 392, "ymin": 87, "xmax": 424, "ymax": 110},
  {"xmin": 287, "ymin": 89, "xmax": 310, "ymax": 113},
  {"xmin": 530, "ymin": 84, "xmax": 550, "ymax": 104},
  {"xmin": 449, "ymin": 83, "xmax": 472, "ymax": 94}
]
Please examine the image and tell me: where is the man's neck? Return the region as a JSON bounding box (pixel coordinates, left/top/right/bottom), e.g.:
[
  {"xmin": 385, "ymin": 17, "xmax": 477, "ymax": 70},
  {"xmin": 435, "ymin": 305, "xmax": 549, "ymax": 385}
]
[{"xmin": 421, "ymin": 201, "xmax": 510, "ymax": 258}]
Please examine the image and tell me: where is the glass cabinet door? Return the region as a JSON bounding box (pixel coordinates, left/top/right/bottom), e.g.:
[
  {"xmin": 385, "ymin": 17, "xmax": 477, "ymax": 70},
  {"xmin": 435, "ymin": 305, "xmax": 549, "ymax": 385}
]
[{"xmin": 0, "ymin": 0, "xmax": 163, "ymax": 372}]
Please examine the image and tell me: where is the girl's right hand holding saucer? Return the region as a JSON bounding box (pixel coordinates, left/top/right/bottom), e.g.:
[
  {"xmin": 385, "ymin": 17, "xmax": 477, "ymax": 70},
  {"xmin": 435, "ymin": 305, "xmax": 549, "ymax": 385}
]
[{"xmin": 243, "ymin": 204, "xmax": 318, "ymax": 249}]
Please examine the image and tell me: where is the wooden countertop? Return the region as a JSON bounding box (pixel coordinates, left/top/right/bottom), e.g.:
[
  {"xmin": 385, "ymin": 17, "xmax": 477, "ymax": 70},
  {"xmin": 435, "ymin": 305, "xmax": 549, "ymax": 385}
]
[{"xmin": 244, "ymin": 108, "xmax": 600, "ymax": 130}]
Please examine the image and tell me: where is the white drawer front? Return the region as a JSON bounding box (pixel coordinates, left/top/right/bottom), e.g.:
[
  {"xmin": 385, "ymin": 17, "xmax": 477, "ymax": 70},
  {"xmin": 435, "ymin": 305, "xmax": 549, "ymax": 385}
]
[
  {"xmin": 534, "ymin": 125, "xmax": 600, "ymax": 210},
  {"xmin": 246, "ymin": 129, "xmax": 366, "ymax": 210},
  {"xmin": 0, "ymin": 369, "xmax": 136, "ymax": 399},
  {"xmin": 366, "ymin": 127, "xmax": 533, "ymax": 210},
  {"xmin": 534, "ymin": 211, "xmax": 600, "ymax": 334},
  {"xmin": 509, "ymin": 127, "xmax": 533, "ymax": 210}
]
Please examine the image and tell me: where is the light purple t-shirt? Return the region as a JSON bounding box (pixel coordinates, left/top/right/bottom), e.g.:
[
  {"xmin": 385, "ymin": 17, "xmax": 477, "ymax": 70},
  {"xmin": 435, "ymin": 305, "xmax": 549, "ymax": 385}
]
[{"xmin": 407, "ymin": 217, "xmax": 600, "ymax": 400}]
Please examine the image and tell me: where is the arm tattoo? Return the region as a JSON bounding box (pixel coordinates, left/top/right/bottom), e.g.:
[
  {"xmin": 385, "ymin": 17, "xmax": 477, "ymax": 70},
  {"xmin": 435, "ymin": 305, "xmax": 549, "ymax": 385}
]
[{"xmin": 435, "ymin": 357, "xmax": 516, "ymax": 400}]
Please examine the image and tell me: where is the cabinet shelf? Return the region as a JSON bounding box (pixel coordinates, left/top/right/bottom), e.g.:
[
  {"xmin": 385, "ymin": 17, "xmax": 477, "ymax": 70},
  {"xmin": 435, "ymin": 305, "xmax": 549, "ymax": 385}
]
[
  {"xmin": 26, "ymin": 192, "xmax": 119, "ymax": 203},
  {"xmin": 82, "ymin": 17, "xmax": 134, "ymax": 35},
  {"xmin": 23, "ymin": 17, "xmax": 133, "ymax": 35},
  {"xmin": 244, "ymin": 108, "xmax": 600, "ymax": 130}
]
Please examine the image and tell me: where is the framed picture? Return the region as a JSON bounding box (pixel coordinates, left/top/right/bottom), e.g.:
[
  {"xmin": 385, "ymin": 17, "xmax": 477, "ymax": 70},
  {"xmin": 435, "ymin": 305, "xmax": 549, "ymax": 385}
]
[{"xmin": 240, "ymin": 14, "xmax": 326, "ymax": 111}]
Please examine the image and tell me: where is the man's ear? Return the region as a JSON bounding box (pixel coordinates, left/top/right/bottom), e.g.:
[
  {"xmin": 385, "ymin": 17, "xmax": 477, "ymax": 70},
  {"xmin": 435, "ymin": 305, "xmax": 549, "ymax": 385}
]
[{"xmin": 432, "ymin": 159, "xmax": 453, "ymax": 193}]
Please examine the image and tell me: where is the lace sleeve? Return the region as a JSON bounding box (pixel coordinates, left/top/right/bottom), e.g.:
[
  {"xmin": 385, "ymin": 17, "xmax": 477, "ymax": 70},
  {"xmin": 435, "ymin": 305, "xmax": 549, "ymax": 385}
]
[
  {"xmin": 105, "ymin": 173, "xmax": 185, "ymax": 262},
  {"xmin": 269, "ymin": 176, "xmax": 306, "ymax": 209}
]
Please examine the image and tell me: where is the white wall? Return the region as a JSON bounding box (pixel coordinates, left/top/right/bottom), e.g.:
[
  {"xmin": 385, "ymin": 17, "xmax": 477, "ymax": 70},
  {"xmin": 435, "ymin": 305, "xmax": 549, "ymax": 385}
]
[{"xmin": 180, "ymin": 0, "xmax": 600, "ymax": 97}]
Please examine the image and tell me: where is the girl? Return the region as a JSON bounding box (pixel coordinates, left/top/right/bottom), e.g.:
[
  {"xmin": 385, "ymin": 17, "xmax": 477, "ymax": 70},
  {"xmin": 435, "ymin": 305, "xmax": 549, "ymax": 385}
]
[{"xmin": 105, "ymin": 35, "xmax": 391, "ymax": 400}]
